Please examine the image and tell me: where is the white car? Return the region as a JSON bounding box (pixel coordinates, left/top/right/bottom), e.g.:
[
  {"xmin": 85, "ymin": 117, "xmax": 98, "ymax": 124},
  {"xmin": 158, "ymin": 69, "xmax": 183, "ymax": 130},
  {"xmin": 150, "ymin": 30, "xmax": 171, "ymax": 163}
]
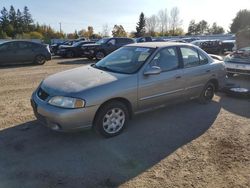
[{"xmin": 224, "ymin": 47, "xmax": 250, "ymax": 76}]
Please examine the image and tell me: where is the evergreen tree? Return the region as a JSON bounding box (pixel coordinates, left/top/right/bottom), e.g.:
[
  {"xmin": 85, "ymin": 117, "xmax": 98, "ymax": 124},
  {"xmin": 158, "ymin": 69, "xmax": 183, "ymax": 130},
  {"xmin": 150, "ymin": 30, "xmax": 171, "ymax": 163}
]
[
  {"xmin": 135, "ymin": 12, "xmax": 146, "ymax": 37},
  {"xmin": 23, "ymin": 6, "xmax": 33, "ymax": 32},
  {"xmin": 16, "ymin": 9, "xmax": 23, "ymax": 34},
  {"xmin": 0, "ymin": 7, "xmax": 9, "ymax": 30},
  {"xmin": 8, "ymin": 5, "xmax": 17, "ymax": 37}
]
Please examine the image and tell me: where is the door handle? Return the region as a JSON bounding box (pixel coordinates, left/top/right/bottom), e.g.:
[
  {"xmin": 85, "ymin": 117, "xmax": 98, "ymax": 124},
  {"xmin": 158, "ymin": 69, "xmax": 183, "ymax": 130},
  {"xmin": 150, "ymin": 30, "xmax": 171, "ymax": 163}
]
[{"xmin": 175, "ymin": 75, "xmax": 182, "ymax": 79}]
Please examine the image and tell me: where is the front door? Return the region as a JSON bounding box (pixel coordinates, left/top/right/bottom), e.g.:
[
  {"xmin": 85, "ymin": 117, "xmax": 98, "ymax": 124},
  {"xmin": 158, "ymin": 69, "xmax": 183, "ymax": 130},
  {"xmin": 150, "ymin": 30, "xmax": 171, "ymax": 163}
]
[{"xmin": 138, "ymin": 47, "xmax": 185, "ymax": 110}]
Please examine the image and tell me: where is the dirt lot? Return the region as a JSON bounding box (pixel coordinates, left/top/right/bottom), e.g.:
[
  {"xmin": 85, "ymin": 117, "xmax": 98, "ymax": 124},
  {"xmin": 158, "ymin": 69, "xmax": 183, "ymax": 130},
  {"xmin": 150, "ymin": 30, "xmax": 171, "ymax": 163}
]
[{"xmin": 0, "ymin": 57, "xmax": 249, "ymax": 188}]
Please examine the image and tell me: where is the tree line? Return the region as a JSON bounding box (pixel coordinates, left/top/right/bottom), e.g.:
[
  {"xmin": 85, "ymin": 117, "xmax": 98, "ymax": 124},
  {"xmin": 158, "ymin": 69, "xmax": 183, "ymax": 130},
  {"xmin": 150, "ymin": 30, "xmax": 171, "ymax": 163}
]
[
  {"xmin": 1, "ymin": 5, "xmax": 250, "ymax": 41},
  {"xmin": 0, "ymin": 6, "xmax": 64, "ymax": 41}
]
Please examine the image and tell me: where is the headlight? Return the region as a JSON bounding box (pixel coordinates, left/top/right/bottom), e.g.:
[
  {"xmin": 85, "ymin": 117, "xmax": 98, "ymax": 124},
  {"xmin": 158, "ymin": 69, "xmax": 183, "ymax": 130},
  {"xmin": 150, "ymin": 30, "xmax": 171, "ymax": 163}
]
[{"xmin": 48, "ymin": 96, "xmax": 85, "ymax": 109}]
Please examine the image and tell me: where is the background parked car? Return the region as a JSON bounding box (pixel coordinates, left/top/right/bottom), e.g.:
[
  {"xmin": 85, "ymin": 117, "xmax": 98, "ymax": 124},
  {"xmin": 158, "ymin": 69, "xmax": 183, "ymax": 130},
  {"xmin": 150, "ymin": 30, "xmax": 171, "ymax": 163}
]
[
  {"xmin": 192, "ymin": 40, "xmax": 223, "ymax": 54},
  {"xmin": 50, "ymin": 38, "xmax": 87, "ymax": 55},
  {"xmin": 50, "ymin": 40, "xmax": 74, "ymax": 55},
  {"xmin": 57, "ymin": 41, "xmax": 95, "ymax": 58},
  {"xmin": 0, "ymin": 40, "xmax": 51, "ymax": 65},
  {"xmin": 224, "ymin": 47, "xmax": 250, "ymax": 76},
  {"xmin": 82, "ymin": 37, "xmax": 135, "ymax": 60},
  {"xmin": 221, "ymin": 40, "xmax": 235, "ymax": 52},
  {"xmin": 136, "ymin": 36, "xmax": 153, "ymax": 43}
]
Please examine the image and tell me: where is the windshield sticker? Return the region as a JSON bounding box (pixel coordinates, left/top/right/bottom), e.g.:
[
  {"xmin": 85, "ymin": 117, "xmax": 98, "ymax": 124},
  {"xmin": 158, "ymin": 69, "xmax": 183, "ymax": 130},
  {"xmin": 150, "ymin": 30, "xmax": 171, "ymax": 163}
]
[{"xmin": 135, "ymin": 48, "xmax": 150, "ymax": 52}]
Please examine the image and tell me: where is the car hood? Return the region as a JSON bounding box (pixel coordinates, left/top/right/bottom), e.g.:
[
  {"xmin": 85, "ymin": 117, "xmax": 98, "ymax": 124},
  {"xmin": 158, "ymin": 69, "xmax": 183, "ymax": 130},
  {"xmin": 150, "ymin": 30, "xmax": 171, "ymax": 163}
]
[
  {"xmin": 41, "ymin": 65, "xmax": 126, "ymax": 95},
  {"xmin": 59, "ymin": 45, "xmax": 72, "ymax": 48},
  {"xmin": 83, "ymin": 43, "xmax": 101, "ymax": 48}
]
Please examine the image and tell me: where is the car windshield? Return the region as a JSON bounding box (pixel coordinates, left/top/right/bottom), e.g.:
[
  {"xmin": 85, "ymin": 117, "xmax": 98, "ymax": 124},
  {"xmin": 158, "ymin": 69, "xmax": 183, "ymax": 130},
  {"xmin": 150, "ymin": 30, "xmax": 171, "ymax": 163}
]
[
  {"xmin": 72, "ymin": 41, "xmax": 83, "ymax": 47},
  {"xmin": 96, "ymin": 38, "xmax": 109, "ymax": 45},
  {"xmin": 94, "ymin": 46, "xmax": 155, "ymax": 74}
]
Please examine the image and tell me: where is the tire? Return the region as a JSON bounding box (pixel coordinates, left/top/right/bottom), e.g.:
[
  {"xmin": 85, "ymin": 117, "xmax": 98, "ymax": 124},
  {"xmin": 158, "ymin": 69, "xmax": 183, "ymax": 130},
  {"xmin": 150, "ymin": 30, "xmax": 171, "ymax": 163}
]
[
  {"xmin": 198, "ymin": 82, "xmax": 215, "ymax": 104},
  {"xmin": 94, "ymin": 101, "xmax": 129, "ymax": 138},
  {"xmin": 66, "ymin": 51, "xmax": 74, "ymax": 58},
  {"xmin": 34, "ymin": 55, "xmax": 46, "ymax": 65},
  {"xmin": 95, "ymin": 51, "xmax": 105, "ymax": 60}
]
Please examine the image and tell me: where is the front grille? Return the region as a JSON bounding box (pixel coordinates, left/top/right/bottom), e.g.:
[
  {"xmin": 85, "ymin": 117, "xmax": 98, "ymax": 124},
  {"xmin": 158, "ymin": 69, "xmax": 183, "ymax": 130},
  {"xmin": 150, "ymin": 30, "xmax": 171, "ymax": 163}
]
[{"xmin": 37, "ymin": 87, "xmax": 49, "ymax": 101}]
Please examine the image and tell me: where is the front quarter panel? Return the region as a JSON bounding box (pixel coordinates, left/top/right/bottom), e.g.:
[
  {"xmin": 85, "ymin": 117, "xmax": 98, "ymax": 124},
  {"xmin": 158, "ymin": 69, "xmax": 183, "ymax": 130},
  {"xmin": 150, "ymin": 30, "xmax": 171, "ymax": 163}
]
[{"xmin": 74, "ymin": 73, "xmax": 138, "ymax": 112}]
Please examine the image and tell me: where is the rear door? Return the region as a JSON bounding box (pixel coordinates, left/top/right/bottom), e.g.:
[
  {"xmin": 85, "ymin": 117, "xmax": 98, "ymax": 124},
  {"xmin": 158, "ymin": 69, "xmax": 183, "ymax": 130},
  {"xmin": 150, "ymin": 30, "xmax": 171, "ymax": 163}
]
[
  {"xmin": 179, "ymin": 46, "xmax": 212, "ymax": 99},
  {"xmin": 138, "ymin": 47, "xmax": 185, "ymax": 110},
  {"xmin": 17, "ymin": 42, "xmax": 36, "ymax": 63}
]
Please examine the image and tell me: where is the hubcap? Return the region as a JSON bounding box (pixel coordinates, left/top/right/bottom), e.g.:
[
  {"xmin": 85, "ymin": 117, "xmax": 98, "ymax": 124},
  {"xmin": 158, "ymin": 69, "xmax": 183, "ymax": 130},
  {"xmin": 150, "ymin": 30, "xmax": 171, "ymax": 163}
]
[
  {"xmin": 103, "ymin": 108, "xmax": 125, "ymax": 134},
  {"xmin": 37, "ymin": 56, "xmax": 45, "ymax": 64},
  {"xmin": 204, "ymin": 86, "xmax": 214, "ymax": 100}
]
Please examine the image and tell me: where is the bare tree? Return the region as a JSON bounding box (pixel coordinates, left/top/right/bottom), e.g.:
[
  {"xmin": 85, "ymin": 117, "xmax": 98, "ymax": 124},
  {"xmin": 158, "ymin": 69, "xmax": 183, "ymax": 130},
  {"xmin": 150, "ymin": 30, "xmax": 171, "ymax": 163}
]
[
  {"xmin": 146, "ymin": 15, "xmax": 159, "ymax": 36},
  {"xmin": 169, "ymin": 7, "xmax": 182, "ymax": 35},
  {"xmin": 102, "ymin": 24, "xmax": 110, "ymax": 37},
  {"xmin": 158, "ymin": 8, "xmax": 168, "ymax": 36}
]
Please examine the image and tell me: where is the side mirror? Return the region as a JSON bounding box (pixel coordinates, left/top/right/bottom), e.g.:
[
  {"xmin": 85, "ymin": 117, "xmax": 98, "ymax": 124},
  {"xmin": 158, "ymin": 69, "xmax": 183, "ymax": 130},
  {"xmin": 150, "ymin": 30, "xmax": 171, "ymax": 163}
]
[{"xmin": 144, "ymin": 66, "xmax": 162, "ymax": 75}]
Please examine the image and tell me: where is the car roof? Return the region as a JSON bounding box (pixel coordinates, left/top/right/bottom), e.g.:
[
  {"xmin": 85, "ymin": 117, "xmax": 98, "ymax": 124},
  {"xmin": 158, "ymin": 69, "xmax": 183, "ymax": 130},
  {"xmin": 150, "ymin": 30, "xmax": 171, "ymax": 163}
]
[{"xmin": 127, "ymin": 42, "xmax": 193, "ymax": 48}]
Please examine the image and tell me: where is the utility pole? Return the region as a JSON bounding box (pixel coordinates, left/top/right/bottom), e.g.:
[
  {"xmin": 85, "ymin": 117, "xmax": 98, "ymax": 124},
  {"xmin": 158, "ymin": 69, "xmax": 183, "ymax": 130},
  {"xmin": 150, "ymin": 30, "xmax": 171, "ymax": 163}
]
[{"xmin": 59, "ymin": 22, "xmax": 62, "ymax": 33}]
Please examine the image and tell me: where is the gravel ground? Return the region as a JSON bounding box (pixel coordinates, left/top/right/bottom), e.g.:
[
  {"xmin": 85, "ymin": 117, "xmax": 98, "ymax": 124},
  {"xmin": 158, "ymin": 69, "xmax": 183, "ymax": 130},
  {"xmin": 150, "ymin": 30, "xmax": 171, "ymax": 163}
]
[{"xmin": 0, "ymin": 58, "xmax": 249, "ymax": 188}]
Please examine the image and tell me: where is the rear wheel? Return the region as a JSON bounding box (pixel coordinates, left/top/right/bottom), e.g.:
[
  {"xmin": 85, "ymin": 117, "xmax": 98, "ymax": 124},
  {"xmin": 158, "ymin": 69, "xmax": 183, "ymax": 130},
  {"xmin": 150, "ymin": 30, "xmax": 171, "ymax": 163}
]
[
  {"xmin": 94, "ymin": 101, "xmax": 129, "ymax": 138},
  {"xmin": 198, "ymin": 82, "xmax": 215, "ymax": 104},
  {"xmin": 34, "ymin": 55, "xmax": 46, "ymax": 65}
]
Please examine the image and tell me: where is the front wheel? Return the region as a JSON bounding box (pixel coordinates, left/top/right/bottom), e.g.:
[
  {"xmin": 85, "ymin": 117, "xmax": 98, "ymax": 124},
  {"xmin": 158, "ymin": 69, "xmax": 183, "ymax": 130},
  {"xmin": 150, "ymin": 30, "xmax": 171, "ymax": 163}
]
[
  {"xmin": 198, "ymin": 82, "xmax": 215, "ymax": 104},
  {"xmin": 34, "ymin": 55, "xmax": 46, "ymax": 65},
  {"xmin": 94, "ymin": 101, "xmax": 129, "ymax": 138},
  {"xmin": 95, "ymin": 51, "xmax": 105, "ymax": 60}
]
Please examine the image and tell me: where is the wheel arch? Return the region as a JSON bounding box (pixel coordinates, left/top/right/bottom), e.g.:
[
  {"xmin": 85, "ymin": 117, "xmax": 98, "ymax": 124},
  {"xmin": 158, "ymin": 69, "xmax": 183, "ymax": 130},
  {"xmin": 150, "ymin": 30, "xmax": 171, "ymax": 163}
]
[
  {"xmin": 93, "ymin": 97, "xmax": 133, "ymax": 124},
  {"xmin": 208, "ymin": 78, "xmax": 219, "ymax": 92}
]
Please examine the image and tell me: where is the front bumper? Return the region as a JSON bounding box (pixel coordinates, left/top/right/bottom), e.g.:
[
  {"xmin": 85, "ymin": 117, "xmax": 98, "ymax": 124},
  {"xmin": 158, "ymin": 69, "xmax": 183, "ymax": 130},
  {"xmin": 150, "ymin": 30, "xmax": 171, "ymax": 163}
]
[{"xmin": 31, "ymin": 91, "xmax": 99, "ymax": 132}]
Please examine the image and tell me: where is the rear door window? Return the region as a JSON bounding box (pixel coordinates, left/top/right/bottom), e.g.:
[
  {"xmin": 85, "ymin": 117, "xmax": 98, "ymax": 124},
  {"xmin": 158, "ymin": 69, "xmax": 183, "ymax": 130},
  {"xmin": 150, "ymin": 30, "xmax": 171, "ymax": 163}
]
[{"xmin": 180, "ymin": 47, "xmax": 200, "ymax": 68}]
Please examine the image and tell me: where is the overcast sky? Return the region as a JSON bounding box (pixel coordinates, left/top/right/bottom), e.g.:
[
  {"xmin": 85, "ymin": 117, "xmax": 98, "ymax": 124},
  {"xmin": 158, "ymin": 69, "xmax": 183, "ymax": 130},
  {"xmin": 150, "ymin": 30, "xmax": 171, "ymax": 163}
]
[{"xmin": 1, "ymin": 0, "xmax": 250, "ymax": 34}]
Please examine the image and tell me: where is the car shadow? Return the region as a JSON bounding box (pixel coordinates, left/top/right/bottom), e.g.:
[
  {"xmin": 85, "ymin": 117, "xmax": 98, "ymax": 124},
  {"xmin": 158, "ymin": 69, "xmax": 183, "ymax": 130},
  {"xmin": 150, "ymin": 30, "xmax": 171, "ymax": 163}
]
[
  {"xmin": 57, "ymin": 58, "xmax": 96, "ymax": 65},
  {"xmin": 0, "ymin": 63, "xmax": 39, "ymax": 70},
  {"xmin": 0, "ymin": 100, "xmax": 220, "ymax": 188},
  {"xmin": 218, "ymin": 92, "xmax": 250, "ymax": 118}
]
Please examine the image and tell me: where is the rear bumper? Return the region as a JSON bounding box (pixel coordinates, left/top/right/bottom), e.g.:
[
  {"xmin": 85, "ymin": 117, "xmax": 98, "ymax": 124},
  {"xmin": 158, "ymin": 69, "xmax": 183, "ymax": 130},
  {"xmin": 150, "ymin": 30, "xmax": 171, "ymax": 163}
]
[{"xmin": 46, "ymin": 54, "xmax": 52, "ymax": 60}]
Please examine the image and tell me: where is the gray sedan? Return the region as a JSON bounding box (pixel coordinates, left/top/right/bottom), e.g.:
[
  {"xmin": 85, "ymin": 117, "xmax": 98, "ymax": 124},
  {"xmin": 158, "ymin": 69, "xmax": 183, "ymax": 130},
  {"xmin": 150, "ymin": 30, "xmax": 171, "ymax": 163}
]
[{"xmin": 31, "ymin": 42, "xmax": 226, "ymax": 137}]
